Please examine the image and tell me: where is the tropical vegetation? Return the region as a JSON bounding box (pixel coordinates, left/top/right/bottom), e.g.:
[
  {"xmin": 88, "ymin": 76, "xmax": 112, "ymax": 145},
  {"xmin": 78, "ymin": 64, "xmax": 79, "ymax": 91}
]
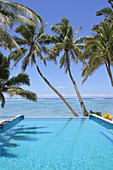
[
  {"xmin": 0, "ymin": 0, "xmax": 42, "ymax": 54},
  {"xmin": 81, "ymin": 22, "xmax": 113, "ymax": 86},
  {"xmin": 96, "ymin": 0, "xmax": 113, "ymax": 22},
  {"xmin": 0, "ymin": 52, "xmax": 37, "ymax": 108},
  {"xmin": 44, "ymin": 18, "xmax": 88, "ymax": 116},
  {"xmin": 9, "ymin": 23, "xmax": 78, "ymax": 117},
  {"xmin": 0, "ymin": 0, "xmax": 112, "ymax": 117}
]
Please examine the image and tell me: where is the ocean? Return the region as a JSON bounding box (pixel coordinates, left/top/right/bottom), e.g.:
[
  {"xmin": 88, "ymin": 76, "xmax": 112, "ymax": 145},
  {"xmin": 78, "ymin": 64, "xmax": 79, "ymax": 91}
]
[{"xmin": 0, "ymin": 98, "xmax": 113, "ymax": 118}]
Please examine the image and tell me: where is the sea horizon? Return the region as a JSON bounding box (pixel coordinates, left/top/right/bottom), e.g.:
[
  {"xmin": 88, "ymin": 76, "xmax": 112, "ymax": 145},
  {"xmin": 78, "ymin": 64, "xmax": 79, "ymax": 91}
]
[
  {"xmin": 0, "ymin": 98, "xmax": 113, "ymax": 119},
  {"xmin": 5, "ymin": 97, "xmax": 113, "ymax": 100}
]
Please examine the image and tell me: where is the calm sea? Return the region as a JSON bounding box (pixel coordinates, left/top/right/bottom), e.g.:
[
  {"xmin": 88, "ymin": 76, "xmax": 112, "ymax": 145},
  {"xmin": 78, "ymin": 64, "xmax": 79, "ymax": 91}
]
[{"xmin": 0, "ymin": 98, "xmax": 113, "ymax": 118}]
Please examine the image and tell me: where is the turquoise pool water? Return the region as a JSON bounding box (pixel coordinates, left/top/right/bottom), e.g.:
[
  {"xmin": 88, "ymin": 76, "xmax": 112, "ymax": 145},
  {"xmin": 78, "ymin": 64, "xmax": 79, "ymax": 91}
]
[{"xmin": 0, "ymin": 118, "xmax": 113, "ymax": 170}]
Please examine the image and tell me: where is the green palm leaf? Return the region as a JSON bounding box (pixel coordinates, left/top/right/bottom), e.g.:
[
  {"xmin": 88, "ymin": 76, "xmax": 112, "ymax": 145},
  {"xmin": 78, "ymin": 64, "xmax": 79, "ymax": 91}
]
[
  {"xmin": 0, "ymin": 0, "xmax": 42, "ymax": 24},
  {"xmin": 81, "ymin": 22, "xmax": 113, "ymax": 86},
  {"xmin": 0, "ymin": 53, "xmax": 37, "ymax": 107},
  {"xmin": 6, "ymin": 87, "xmax": 37, "ymax": 102},
  {"xmin": 5, "ymin": 73, "xmax": 30, "ymax": 86},
  {"xmin": 0, "ymin": 26, "xmax": 22, "ymax": 52}
]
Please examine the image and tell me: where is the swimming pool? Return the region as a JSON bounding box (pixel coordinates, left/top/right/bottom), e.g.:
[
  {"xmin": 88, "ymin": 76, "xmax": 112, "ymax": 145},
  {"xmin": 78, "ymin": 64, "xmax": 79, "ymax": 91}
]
[{"xmin": 0, "ymin": 118, "xmax": 113, "ymax": 169}]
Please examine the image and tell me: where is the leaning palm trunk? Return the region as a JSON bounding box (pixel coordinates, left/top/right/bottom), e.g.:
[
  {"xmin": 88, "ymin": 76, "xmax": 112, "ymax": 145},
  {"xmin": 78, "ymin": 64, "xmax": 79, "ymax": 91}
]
[
  {"xmin": 105, "ymin": 61, "xmax": 113, "ymax": 86},
  {"xmin": 68, "ymin": 68, "xmax": 87, "ymax": 116},
  {"xmin": 33, "ymin": 57, "xmax": 78, "ymax": 117}
]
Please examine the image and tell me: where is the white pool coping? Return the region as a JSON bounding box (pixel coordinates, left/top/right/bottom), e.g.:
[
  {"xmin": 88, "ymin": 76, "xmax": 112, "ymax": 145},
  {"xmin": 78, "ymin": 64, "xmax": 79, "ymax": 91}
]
[
  {"xmin": 89, "ymin": 114, "xmax": 113, "ymax": 124},
  {"xmin": 0, "ymin": 119, "xmax": 5, "ymax": 124},
  {"xmin": 0, "ymin": 115, "xmax": 24, "ymax": 132}
]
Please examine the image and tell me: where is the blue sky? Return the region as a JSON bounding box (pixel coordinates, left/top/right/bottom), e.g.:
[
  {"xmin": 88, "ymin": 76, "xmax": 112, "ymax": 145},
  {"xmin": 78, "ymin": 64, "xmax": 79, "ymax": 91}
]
[{"xmin": 7, "ymin": 0, "xmax": 113, "ymax": 98}]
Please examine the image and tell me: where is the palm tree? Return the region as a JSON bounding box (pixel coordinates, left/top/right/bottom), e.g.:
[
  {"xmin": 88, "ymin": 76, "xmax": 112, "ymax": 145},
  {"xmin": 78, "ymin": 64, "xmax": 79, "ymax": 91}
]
[
  {"xmin": 81, "ymin": 22, "xmax": 113, "ymax": 86},
  {"xmin": 0, "ymin": 52, "xmax": 37, "ymax": 108},
  {"xmin": 0, "ymin": 0, "xmax": 42, "ymax": 27},
  {"xmin": 96, "ymin": 0, "xmax": 113, "ymax": 20},
  {"xmin": 0, "ymin": 0, "xmax": 42, "ymax": 56},
  {"xmin": 44, "ymin": 18, "xmax": 88, "ymax": 116},
  {"xmin": 9, "ymin": 23, "xmax": 78, "ymax": 117}
]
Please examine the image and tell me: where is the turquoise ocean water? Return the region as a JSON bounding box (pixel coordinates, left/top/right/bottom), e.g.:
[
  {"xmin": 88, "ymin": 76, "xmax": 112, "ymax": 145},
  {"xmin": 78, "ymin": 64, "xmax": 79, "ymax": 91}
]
[{"xmin": 0, "ymin": 98, "xmax": 113, "ymax": 118}]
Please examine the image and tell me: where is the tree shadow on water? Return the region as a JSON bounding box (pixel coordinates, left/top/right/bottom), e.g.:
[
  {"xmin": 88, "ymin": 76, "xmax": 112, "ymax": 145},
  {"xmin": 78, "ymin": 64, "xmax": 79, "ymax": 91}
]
[
  {"xmin": 14, "ymin": 126, "xmax": 48, "ymax": 131},
  {"xmin": 0, "ymin": 124, "xmax": 52, "ymax": 158}
]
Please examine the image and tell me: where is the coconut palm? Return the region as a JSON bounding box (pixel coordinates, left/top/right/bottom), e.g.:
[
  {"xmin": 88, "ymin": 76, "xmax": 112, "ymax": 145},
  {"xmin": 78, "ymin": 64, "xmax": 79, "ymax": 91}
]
[
  {"xmin": 0, "ymin": 52, "xmax": 37, "ymax": 108},
  {"xmin": 95, "ymin": 0, "xmax": 113, "ymax": 25},
  {"xmin": 96, "ymin": 0, "xmax": 113, "ymax": 19},
  {"xmin": 9, "ymin": 23, "xmax": 78, "ymax": 117},
  {"xmin": 44, "ymin": 18, "xmax": 88, "ymax": 116},
  {"xmin": 81, "ymin": 22, "xmax": 113, "ymax": 86},
  {"xmin": 0, "ymin": 0, "xmax": 42, "ymax": 56},
  {"xmin": 0, "ymin": 0, "xmax": 42, "ymax": 27}
]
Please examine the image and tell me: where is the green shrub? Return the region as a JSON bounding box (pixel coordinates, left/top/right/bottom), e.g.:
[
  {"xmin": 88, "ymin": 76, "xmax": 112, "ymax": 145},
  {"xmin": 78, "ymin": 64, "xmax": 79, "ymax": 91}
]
[{"xmin": 90, "ymin": 110, "xmax": 102, "ymax": 116}]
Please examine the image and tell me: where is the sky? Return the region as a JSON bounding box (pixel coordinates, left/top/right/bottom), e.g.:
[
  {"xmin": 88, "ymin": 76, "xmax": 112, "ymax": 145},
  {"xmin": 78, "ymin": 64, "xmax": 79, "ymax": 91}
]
[{"xmin": 6, "ymin": 0, "xmax": 113, "ymax": 98}]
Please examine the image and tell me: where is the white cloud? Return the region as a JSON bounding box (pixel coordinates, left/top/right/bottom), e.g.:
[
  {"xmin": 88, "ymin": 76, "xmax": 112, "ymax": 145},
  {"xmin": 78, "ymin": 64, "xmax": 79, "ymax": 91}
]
[
  {"xmin": 81, "ymin": 94, "xmax": 113, "ymax": 97},
  {"xmin": 57, "ymin": 86, "xmax": 65, "ymax": 89},
  {"xmin": 38, "ymin": 94, "xmax": 57, "ymax": 98},
  {"xmin": 4, "ymin": 93, "xmax": 113, "ymax": 99},
  {"xmin": 38, "ymin": 93, "xmax": 113, "ymax": 98}
]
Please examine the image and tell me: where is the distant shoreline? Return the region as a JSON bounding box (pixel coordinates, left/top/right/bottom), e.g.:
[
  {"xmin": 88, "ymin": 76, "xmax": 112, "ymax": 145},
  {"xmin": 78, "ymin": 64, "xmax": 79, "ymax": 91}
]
[{"xmin": 5, "ymin": 97, "xmax": 113, "ymax": 100}]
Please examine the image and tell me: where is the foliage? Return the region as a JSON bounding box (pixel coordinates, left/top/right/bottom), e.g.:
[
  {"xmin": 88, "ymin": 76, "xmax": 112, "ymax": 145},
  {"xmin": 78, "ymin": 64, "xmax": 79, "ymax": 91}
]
[
  {"xmin": 9, "ymin": 22, "xmax": 79, "ymax": 117},
  {"xmin": 96, "ymin": 0, "xmax": 113, "ymax": 22},
  {"xmin": 44, "ymin": 18, "xmax": 88, "ymax": 116},
  {"xmin": 90, "ymin": 110, "xmax": 102, "ymax": 116},
  {"xmin": 0, "ymin": 0, "xmax": 42, "ymax": 27},
  {"xmin": 102, "ymin": 113, "xmax": 113, "ymax": 121},
  {"xmin": 9, "ymin": 23, "xmax": 49, "ymax": 70},
  {"xmin": 81, "ymin": 22, "xmax": 113, "ymax": 86},
  {"xmin": 0, "ymin": 53, "xmax": 37, "ymax": 108},
  {"xmin": 0, "ymin": 0, "xmax": 43, "ymax": 56},
  {"xmin": 45, "ymin": 17, "xmax": 87, "ymax": 73}
]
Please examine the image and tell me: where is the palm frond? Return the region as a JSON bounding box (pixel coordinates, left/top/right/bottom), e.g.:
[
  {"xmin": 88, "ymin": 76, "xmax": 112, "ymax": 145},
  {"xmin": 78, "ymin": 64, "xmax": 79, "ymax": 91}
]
[
  {"xmin": 0, "ymin": 11, "xmax": 11, "ymax": 27},
  {"xmin": 60, "ymin": 52, "xmax": 66, "ymax": 68},
  {"xmin": 34, "ymin": 22, "xmax": 47, "ymax": 42},
  {"xmin": 22, "ymin": 54, "xmax": 31, "ymax": 71},
  {"xmin": 0, "ymin": 26, "xmax": 22, "ymax": 53},
  {"xmin": 96, "ymin": 8, "xmax": 113, "ymax": 17},
  {"xmin": 15, "ymin": 24, "xmax": 35, "ymax": 42},
  {"xmin": 74, "ymin": 36, "xmax": 89, "ymax": 44},
  {"xmin": 50, "ymin": 25, "xmax": 64, "ymax": 38},
  {"xmin": 72, "ymin": 26, "xmax": 82, "ymax": 38},
  {"xmin": 6, "ymin": 87, "xmax": 37, "ymax": 102},
  {"xmin": 0, "ymin": 0, "xmax": 42, "ymax": 24},
  {"xmin": 70, "ymin": 50, "xmax": 78, "ymax": 64},
  {"xmin": 13, "ymin": 14, "xmax": 40, "ymax": 29},
  {"xmin": 0, "ymin": 52, "xmax": 10, "ymax": 80},
  {"xmin": 5, "ymin": 73, "xmax": 30, "ymax": 86},
  {"xmin": 82, "ymin": 62, "xmax": 103, "ymax": 84},
  {"xmin": 13, "ymin": 36, "xmax": 28, "ymax": 46}
]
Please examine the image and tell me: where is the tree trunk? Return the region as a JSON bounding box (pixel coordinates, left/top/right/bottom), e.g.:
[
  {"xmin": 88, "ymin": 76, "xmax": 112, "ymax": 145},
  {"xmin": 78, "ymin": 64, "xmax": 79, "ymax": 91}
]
[
  {"xmin": 68, "ymin": 67, "xmax": 87, "ymax": 117},
  {"xmin": 33, "ymin": 57, "xmax": 78, "ymax": 117},
  {"xmin": 105, "ymin": 61, "xmax": 113, "ymax": 86}
]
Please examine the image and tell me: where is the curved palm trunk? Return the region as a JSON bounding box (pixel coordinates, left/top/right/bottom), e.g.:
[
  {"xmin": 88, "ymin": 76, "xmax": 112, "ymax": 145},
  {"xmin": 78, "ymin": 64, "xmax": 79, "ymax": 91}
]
[
  {"xmin": 0, "ymin": 92, "xmax": 5, "ymax": 108},
  {"xmin": 33, "ymin": 57, "xmax": 78, "ymax": 117},
  {"xmin": 105, "ymin": 61, "xmax": 113, "ymax": 86},
  {"xmin": 68, "ymin": 68, "xmax": 87, "ymax": 117}
]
